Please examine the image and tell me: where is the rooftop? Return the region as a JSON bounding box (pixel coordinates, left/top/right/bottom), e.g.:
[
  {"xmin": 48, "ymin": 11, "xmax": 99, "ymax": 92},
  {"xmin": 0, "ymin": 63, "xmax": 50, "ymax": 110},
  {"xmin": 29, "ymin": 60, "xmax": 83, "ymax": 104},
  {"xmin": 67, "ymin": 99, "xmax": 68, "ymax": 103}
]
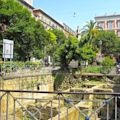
[
  {"xmin": 19, "ymin": 0, "xmax": 34, "ymax": 10},
  {"xmin": 95, "ymin": 14, "xmax": 120, "ymax": 19},
  {"xmin": 33, "ymin": 9, "xmax": 64, "ymax": 29}
]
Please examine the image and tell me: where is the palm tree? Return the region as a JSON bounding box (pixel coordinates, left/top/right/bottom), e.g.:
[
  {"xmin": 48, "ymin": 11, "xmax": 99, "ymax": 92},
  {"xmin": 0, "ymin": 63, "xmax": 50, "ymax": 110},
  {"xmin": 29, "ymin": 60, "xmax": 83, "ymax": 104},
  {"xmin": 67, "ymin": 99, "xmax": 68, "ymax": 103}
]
[{"xmin": 81, "ymin": 20, "xmax": 102, "ymax": 45}]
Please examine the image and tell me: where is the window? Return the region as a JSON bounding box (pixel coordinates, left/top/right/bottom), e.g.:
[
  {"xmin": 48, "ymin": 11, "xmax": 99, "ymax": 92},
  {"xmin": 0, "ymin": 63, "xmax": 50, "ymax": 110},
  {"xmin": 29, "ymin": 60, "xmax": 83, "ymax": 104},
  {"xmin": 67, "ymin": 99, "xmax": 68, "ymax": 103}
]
[
  {"xmin": 41, "ymin": 16, "xmax": 44, "ymax": 21},
  {"xmin": 107, "ymin": 21, "xmax": 113, "ymax": 30},
  {"xmin": 44, "ymin": 25, "xmax": 48, "ymax": 29},
  {"xmin": 55, "ymin": 25, "xmax": 57, "ymax": 28},
  {"xmin": 98, "ymin": 22, "xmax": 104, "ymax": 29},
  {"xmin": 35, "ymin": 15, "xmax": 39, "ymax": 19},
  {"xmin": 49, "ymin": 21, "xmax": 51, "ymax": 26},
  {"xmin": 117, "ymin": 20, "xmax": 120, "ymax": 29},
  {"xmin": 43, "ymin": 18, "xmax": 46, "ymax": 23},
  {"xmin": 52, "ymin": 24, "xmax": 55, "ymax": 28},
  {"xmin": 117, "ymin": 31, "xmax": 120, "ymax": 37}
]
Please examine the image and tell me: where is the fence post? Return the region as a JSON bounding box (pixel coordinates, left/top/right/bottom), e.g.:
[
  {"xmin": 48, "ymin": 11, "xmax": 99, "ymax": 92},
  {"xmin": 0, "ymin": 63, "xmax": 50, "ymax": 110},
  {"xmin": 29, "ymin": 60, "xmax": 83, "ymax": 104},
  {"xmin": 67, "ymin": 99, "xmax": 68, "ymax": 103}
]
[
  {"xmin": 50, "ymin": 100, "xmax": 53, "ymax": 120},
  {"xmin": 58, "ymin": 94, "xmax": 61, "ymax": 120},
  {"xmin": 13, "ymin": 99, "xmax": 16, "ymax": 120},
  {"xmin": 6, "ymin": 92, "xmax": 9, "ymax": 120},
  {"xmin": 0, "ymin": 96, "xmax": 2, "ymax": 120},
  {"xmin": 107, "ymin": 102, "xmax": 109, "ymax": 120},
  {"xmin": 115, "ymin": 96, "xmax": 117, "ymax": 120}
]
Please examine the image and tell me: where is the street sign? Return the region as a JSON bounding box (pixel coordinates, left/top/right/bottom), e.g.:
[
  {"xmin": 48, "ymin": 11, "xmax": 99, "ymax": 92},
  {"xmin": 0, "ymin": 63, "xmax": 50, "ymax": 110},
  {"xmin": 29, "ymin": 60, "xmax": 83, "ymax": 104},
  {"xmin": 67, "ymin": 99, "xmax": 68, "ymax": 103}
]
[{"xmin": 3, "ymin": 39, "xmax": 14, "ymax": 59}]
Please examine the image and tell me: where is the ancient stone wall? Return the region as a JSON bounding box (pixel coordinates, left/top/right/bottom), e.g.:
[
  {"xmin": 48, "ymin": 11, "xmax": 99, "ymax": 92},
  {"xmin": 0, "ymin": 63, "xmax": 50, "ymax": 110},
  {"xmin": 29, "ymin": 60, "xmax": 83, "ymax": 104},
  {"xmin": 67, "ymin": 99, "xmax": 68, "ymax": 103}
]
[{"xmin": 0, "ymin": 74, "xmax": 54, "ymax": 115}]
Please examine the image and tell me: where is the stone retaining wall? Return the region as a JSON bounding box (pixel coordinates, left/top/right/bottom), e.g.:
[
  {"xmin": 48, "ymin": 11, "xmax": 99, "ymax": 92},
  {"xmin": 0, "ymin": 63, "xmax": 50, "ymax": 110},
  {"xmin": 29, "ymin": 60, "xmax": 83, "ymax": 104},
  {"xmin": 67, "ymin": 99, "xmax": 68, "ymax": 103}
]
[{"xmin": 0, "ymin": 74, "xmax": 54, "ymax": 114}]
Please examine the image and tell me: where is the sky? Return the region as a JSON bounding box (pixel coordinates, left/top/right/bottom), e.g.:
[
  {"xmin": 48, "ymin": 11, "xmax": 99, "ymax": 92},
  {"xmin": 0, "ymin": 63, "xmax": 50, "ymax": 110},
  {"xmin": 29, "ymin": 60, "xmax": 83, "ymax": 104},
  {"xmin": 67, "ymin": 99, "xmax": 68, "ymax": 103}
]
[{"xmin": 33, "ymin": 0, "xmax": 120, "ymax": 31}]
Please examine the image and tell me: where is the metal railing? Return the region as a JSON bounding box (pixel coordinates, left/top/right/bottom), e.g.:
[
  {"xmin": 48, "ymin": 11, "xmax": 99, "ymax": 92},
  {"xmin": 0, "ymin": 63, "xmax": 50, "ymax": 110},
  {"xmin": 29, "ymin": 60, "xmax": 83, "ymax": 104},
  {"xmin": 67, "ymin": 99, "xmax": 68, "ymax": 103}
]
[
  {"xmin": 0, "ymin": 90, "xmax": 120, "ymax": 120},
  {"xmin": 0, "ymin": 64, "xmax": 117, "ymax": 76}
]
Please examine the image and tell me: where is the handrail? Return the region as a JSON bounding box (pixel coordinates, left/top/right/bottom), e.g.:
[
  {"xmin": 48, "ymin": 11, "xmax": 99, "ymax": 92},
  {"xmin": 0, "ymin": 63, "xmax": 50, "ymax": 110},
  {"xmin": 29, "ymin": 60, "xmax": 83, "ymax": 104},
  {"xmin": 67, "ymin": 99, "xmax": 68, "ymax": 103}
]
[{"xmin": 0, "ymin": 89, "xmax": 120, "ymax": 96}]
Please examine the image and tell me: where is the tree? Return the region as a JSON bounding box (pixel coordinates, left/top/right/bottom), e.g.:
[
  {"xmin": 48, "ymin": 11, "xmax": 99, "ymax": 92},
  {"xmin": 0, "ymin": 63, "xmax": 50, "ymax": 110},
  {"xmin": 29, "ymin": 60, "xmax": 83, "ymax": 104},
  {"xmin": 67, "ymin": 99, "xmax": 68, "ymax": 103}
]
[
  {"xmin": 93, "ymin": 31, "xmax": 118, "ymax": 56},
  {"xmin": 54, "ymin": 36, "xmax": 79, "ymax": 69},
  {"xmin": 33, "ymin": 21, "xmax": 48, "ymax": 59},
  {"xmin": 110, "ymin": 37, "xmax": 120, "ymax": 63},
  {"xmin": 0, "ymin": 0, "xmax": 48, "ymax": 61},
  {"xmin": 81, "ymin": 20, "xmax": 102, "ymax": 46},
  {"xmin": 46, "ymin": 30, "xmax": 57, "ymax": 56},
  {"xmin": 79, "ymin": 45, "xmax": 96, "ymax": 64},
  {"xmin": 50, "ymin": 29, "xmax": 66, "ymax": 45}
]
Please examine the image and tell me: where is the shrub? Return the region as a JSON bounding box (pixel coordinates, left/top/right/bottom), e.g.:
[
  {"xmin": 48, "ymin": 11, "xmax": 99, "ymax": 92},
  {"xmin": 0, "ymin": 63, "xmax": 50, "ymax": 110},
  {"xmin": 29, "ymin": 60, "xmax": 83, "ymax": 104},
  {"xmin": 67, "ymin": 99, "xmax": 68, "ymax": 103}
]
[
  {"xmin": 82, "ymin": 66, "xmax": 101, "ymax": 73},
  {"xmin": 0, "ymin": 61, "xmax": 42, "ymax": 73},
  {"xmin": 101, "ymin": 56, "xmax": 115, "ymax": 74},
  {"xmin": 25, "ymin": 61, "xmax": 42, "ymax": 70},
  {"xmin": 101, "ymin": 56, "xmax": 115, "ymax": 66}
]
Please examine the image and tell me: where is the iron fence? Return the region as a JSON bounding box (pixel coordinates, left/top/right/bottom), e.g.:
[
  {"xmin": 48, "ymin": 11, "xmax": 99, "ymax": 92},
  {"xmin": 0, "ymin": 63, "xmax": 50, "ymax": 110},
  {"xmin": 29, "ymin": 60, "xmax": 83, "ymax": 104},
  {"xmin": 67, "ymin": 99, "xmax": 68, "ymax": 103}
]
[{"xmin": 0, "ymin": 90, "xmax": 120, "ymax": 120}]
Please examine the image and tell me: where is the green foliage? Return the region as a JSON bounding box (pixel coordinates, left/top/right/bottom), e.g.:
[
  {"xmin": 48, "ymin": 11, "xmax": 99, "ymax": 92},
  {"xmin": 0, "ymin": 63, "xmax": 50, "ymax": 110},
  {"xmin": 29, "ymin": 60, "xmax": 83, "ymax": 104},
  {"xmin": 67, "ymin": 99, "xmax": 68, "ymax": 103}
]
[
  {"xmin": 101, "ymin": 56, "xmax": 115, "ymax": 66},
  {"xmin": 101, "ymin": 56, "xmax": 115, "ymax": 74},
  {"xmin": 81, "ymin": 20, "xmax": 101, "ymax": 46},
  {"xmin": 45, "ymin": 30, "xmax": 57, "ymax": 56},
  {"xmin": 94, "ymin": 31, "xmax": 118, "ymax": 55},
  {"xmin": 114, "ymin": 38, "xmax": 120, "ymax": 61},
  {"xmin": 80, "ymin": 20, "xmax": 119, "ymax": 66},
  {"xmin": 0, "ymin": 0, "xmax": 48, "ymax": 61},
  {"xmin": 1, "ymin": 1, "xmax": 119, "ymax": 71},
  {"xmin": 54, "ymin": 36, "xmax": 79, "ymax": 69},
  {"xmin": 54, "ymin": 73, "xmax": 65, "ymax": 90},
  {"xmin": 79, "ymin": 45, "xmax": 96, "ymax": 62},
  {"xmin": 33, "ymin": 21, "xmax": 48, "ymax": 59},
  {"xmin": 24, "ymin": 61, "xmax": 41, "ymax": 70},
  {"xmin": 82, "ymin": 66, "xmax": 101, "ymax": 73},
  {"xmin": 50, "ymin": 29, "xmax": 66, "ymax": 45},
  {"xmin": 113, "ymin": 76, "xmax": 120, "ymax": 84},
  {"xmin": 0, "ymin": 61, "xmax": 42, "ymax": 73}
]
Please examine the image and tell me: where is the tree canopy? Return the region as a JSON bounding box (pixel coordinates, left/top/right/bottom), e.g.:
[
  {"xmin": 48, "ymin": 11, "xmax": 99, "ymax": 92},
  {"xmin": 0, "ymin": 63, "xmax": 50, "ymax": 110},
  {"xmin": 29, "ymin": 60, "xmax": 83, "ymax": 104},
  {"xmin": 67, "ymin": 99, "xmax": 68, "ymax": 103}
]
[
  {"xmin": 0, "ymin": 1, "xmax": 119, "ymax": 69},
  {"xmin": 93, "ymin": 31, "xmax": 118, "ymax": 55},
  {"xmin": 0, "ymin": 0, "xmax": 48, "ymax": 61}
]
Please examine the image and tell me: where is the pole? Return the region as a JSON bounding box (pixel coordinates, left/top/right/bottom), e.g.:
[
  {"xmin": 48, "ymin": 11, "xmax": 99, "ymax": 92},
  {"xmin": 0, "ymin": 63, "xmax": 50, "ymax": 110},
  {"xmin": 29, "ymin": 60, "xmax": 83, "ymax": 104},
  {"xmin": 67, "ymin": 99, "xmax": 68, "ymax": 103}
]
[
  {"xmin": 10, "ymin": 43, "xmax": 12, "ymax": 74},
  {"xmin": 115, "ymin": 97, "xmax": 117, "ymax": 120},
  {"xmin": 3, "ymin": 41, "xmax": 5, "ymax": 75}
]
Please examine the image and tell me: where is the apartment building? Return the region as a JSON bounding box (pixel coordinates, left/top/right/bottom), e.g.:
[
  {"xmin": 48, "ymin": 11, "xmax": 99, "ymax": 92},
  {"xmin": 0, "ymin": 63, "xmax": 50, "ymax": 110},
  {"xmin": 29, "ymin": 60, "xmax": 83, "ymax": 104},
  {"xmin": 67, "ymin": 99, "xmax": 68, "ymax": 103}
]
[
  {"xmin": 33, "ymin": 9, "xmax": 75, "ymax": 36},
  {"xmin": 19, "ymin": 0, "xmax": 34, "ymax": 12},
  {"xmin": 19, "ymin": 0, "xmax": 75, "ymax": 36},
  {"xmin": 95, "ymin": 14, "xmax": 120, "ymax": 37},
  {"xmin": 33, "ymin": 9, "xmax": 64, "ymax": 31},
  {"xmin": 24, "ymin": 0, "xmax": 33, "ymax": 6}
]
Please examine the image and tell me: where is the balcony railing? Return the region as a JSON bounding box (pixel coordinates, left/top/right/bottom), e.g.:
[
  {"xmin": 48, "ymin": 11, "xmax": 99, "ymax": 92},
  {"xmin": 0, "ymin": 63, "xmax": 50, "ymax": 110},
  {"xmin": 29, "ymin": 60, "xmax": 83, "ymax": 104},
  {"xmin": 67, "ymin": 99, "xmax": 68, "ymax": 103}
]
[{"xmin": 0, "ymin": 90, "xmax": 120, "ymax": 120}]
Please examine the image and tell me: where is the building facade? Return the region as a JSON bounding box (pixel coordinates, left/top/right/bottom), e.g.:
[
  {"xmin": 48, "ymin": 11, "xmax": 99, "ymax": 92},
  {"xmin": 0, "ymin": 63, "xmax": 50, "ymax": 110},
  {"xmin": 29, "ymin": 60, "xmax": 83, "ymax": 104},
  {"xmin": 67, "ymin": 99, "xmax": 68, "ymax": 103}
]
[
  {"xmin": 19, "ymin": 0, "xmax": 34, "ymax": 12},
  {"xmin": 19, "ymin": 0, "xmax": 75, "ymax": 36},
  {"xmin": 33, "ymin": 9, "xmax": 75, "ymax": 36},
  {"xmin": 33, "ymin": 9, "xmax": 64, "ymax": 31},
  {"xmin": 24, "ymin": 0, "xmax": 33, "ymax": 6},
  {"xmin": 95, "ymin": 14, "xmax": 120, "ymax": 37}
]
